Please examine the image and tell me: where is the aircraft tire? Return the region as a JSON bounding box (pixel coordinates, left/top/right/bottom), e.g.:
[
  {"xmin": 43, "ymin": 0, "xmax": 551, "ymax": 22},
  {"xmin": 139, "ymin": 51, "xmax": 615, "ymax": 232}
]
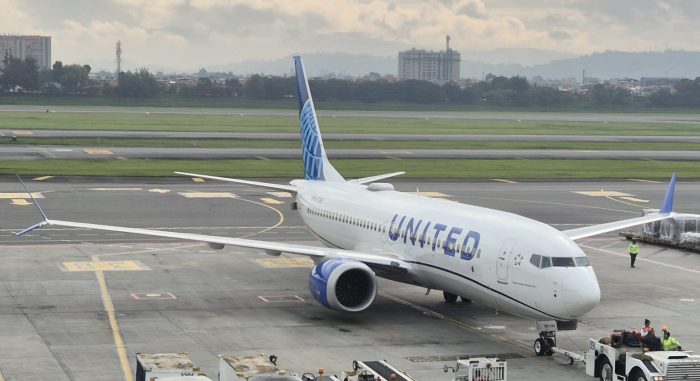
[
  {"xmin": 545, "ymin": 338, "xmax": 555, "ymax": 356},
  {"xmin": 534, "ymin": 338, "xmax": 547, "ymax": 356},
  {"xmin": 460, "ymin": 296, "xmax": 472, "ymax": 303}
]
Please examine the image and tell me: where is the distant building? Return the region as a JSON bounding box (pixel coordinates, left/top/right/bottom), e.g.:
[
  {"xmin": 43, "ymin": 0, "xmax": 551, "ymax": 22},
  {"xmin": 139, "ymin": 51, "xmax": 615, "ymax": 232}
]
[
  {"xmin": 0, "ymin": 35, "xmax": 52, "ymax": 70},
  {"xmin": 398, "ymin": 35, "xmax": 460, "ymax": 83}
]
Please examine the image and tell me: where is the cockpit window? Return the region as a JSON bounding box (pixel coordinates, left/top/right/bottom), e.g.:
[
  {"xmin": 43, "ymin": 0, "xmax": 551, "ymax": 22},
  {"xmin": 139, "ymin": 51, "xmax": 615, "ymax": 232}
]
[
  {"xmin": 551, "ymin": 257, "xmax": 576, "ymax": 267},
  {"xmin": 541, "ymin": 256, "xmax": 551, "ymax": 268},
  {"xmin": 574, "ymin": 257, "xmax": 591, "ymax": 267},
  {"xmin": 530, "ymin": 254, "xmax": 542, "ymax": 268}
]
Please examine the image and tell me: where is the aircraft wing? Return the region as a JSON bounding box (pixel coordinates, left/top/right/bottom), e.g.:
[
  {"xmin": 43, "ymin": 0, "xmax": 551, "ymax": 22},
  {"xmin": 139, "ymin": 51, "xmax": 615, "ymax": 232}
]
[
  {"xmin": 20, "ymin": 218, "xmax": 409, "ymax": 269},
  {"xmin": 563, "ymin": 174, "xmax": 677, "ymax": 240},
  {"xmin": 563, "ymin": 212, "xmax": 673, "ymax": 240},
  {"xmin": 174, "ymin": 172, "xmax": 296, "ymax": 192}
]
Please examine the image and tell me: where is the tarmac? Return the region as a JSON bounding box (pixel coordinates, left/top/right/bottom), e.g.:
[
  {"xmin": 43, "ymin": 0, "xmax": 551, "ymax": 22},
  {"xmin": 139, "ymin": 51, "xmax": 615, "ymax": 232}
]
[{"xmin": 1, "ymin": 178, "xmax": 699, "ymax": 381}]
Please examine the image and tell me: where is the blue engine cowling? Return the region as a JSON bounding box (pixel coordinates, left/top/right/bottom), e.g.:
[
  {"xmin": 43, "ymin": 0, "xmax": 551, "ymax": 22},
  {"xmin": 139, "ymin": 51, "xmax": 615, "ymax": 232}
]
[{"xmin": 308, "ymin": 259, "xmax": 377, "ymax": 312}]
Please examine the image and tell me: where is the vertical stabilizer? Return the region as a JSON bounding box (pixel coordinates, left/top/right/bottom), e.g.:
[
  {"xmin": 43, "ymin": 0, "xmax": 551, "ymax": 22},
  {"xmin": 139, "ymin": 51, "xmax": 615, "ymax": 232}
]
[{"xmin": 294, "ymin": 56, "xmax": 344, "ymax": 182}]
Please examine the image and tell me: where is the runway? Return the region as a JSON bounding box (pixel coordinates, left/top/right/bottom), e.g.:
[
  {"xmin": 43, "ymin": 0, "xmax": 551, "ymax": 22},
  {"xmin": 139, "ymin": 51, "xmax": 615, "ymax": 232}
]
[
  {"xmin": 2, "ymin": 105, "xmax": 700, "ymax": 124},
  {"xmin": 4, "ymin": 145, "xmax": 700, "ymax": 161},
  {"xmin": 1, "ymin": 178, "xmax": 699, "ymax": 380},
  {"xmin": 6, "ymin": 129, "xmax": 700, "ymax": 142}
]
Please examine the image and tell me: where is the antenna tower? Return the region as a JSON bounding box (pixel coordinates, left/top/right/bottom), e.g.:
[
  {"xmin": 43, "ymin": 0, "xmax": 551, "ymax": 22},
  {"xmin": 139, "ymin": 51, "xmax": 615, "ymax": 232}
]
[{"xmin": 116, "ymin": 40, "xmax": 122, "ymax": 75}]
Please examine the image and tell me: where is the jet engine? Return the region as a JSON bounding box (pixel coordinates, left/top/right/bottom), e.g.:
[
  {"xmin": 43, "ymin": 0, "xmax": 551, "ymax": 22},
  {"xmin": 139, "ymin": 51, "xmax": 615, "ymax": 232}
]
[{"xmin": 308, "ymin": 259, "xmax": 377, "ymax": 313}]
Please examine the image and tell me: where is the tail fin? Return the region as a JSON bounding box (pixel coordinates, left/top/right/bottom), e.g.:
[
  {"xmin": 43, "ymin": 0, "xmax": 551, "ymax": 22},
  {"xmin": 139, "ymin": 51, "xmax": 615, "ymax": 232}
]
[{"xmin": 294, "ymin": 56, "xmax": 344, "ymax": 182}]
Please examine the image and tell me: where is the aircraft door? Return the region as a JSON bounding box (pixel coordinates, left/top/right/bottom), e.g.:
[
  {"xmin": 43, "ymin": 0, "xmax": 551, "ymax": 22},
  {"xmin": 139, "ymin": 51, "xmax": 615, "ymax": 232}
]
[{"xmin": 497, "ymin": 239, "xmax": 516, "ymax": 284}]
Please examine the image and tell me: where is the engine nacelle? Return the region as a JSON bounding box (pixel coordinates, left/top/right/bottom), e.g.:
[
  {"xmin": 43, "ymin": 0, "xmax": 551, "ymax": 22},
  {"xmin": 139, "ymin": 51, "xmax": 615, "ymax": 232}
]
[{"xmin": 308, "ymin": 259, "xmax": 377, "ymax": 313}]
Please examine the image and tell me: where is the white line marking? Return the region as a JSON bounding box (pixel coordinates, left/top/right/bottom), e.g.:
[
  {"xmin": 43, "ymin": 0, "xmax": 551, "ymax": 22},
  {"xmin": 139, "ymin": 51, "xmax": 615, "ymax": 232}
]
[
  {"xmin": 492, "ymin": 179, "xmax": 519, "ymax": 184},
  {"xmin": 629, "ymin": 179, "xmax": 661, "ymax": 183}
]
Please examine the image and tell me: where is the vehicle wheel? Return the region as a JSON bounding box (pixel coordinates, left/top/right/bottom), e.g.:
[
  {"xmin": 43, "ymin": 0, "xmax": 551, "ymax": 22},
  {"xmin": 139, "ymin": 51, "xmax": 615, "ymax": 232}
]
[
  {"xmin": 534, "ymin": 338, "xmax": 546, "ymax": 356},
  {"xmin": 568, "ymin": 357, "xmax": 575, "ymax": 365},
  {"xmin": 443, "ymin": 291, "xmax": 458, "ymax": 303},
  {"xmin": 460, "ymin": 296, "xmax": 472, "ymax": 303},
  {"xmin": 599, "ymin": 358, "xmax": 613, "ymax": 381},
  {"xmin": 629, "ymin": 369, "xmax": 647, "ymax": 381}
]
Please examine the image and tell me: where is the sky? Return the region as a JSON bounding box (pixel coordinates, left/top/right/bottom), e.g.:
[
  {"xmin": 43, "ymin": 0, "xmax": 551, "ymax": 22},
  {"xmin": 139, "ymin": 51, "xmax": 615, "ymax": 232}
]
[{"xmin": 2, "ymin": 0, "xmax": 699, "ymax": 72}]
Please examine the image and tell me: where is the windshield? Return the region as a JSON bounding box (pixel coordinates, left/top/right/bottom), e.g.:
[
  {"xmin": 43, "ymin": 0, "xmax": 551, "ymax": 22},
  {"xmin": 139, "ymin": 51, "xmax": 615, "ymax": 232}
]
[
  {"xmin": 551, "ymin": 257, "xmax": 576, "ymax": 267},
  {"xmin": 574, "ymin": 257, "xmax": 591, "ymax": 267},
  {"xmin": 531, "ymin": 255, "xmax": 589, "ymax": 268}
]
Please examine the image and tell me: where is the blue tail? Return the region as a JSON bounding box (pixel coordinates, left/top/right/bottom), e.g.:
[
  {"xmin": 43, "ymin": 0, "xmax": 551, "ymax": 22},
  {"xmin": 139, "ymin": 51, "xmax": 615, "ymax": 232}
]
[{"xmin": 294, "ymin": 56, "xmax": 344, "ymax": 182}]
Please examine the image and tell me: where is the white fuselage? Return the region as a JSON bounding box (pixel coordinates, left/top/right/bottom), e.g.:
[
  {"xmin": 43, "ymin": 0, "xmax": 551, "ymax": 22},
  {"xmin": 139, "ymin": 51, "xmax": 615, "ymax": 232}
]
[{"xmin": 294, "ymin": 180, "xmax": 600, "ymax": 321}]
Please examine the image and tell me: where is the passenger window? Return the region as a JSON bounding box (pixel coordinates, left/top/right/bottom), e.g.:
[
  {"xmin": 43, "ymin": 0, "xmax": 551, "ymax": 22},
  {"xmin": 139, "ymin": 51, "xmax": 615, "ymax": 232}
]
[
  {"xmin": 541, "ymin": 256, "xmax": 551, "ymax": 268},
  {"xmin": 530, "ymin": 254, "xmax": 542, "ymax": 268}
]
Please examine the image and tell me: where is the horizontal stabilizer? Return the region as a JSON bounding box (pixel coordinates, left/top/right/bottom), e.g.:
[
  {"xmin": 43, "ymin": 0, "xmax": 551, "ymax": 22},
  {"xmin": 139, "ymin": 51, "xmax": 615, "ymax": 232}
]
[
  {"xmin": 174, "ymin": 172, "xmax": 296, "ymax": 192},
  {"xmin": 351, "ymin": 172, "xmax": 405, "ymax": 185}
]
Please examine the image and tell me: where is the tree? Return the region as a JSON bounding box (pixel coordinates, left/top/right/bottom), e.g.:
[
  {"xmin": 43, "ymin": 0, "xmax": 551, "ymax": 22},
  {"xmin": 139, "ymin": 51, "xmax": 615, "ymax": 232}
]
[
  {"xmin": 116, "ymin": 68, "xmax": 161, "ymax": 98},
  {"xmin": 0, "ymin": 56, "xmax": 40, "ymax": 92},
  {"xmin": 52, "ymin": 61, "xmax": 63, "ymax": 82},
  {"xmin": 60, "ymin": 64, "xmax": 91, "ymax": 93}
]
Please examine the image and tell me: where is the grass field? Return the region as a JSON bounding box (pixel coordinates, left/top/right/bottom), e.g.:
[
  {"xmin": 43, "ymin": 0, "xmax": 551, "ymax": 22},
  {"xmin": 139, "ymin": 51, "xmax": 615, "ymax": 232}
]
[
  {"xmin": 1, "ymin": 159, "xmax": 697, "ymax": 179},
  {"xmin": 2, "ymin": 111, "xmax": 700, "ymax": 135},
  {"xmin": 1, "ymin": 108, "xmax": 699, "ymax": 179}
]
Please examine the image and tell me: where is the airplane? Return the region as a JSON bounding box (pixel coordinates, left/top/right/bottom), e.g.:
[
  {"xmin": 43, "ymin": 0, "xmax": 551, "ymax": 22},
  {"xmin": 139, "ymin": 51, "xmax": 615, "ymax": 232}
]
[{"xmin": 16, "ymin": 56, "xmax": 682, "ymax": 354}]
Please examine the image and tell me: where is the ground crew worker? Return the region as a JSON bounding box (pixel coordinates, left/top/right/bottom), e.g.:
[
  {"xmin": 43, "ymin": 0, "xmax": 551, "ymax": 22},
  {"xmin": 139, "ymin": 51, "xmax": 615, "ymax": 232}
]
[
  {"xmin": 639, "ymin": 319, "xmax": 653, "ymax": 338},
  {"xmin": 663, "ymin": 331, "xmax": 682, "ymax": 351},
  {"xmin": 628, "ymin": 239, "xmax": 640, "ymax": 268}
]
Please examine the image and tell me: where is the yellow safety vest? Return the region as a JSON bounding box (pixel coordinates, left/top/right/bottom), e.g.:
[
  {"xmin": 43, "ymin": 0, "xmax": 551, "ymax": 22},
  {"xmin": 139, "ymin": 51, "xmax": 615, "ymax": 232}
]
[
  {"xmin": 629, "ymin": 243, "xmax": 639, "ymax": 255},
  {"xmin": 663, "ymin": 337, "xmax": 681, "ymax": 351}
]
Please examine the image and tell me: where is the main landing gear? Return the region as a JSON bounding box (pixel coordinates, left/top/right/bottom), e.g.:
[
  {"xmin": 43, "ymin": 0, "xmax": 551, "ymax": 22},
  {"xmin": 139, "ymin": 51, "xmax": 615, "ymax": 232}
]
[{"xmin": 443, "ymin": 291, "xmax": 472, "ymax": 304}]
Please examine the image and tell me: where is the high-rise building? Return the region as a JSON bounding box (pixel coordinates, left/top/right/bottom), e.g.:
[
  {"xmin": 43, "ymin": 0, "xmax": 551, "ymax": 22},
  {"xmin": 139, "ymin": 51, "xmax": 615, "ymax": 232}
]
[
  {"xmin": 0, "ymin": 35, "xmax": 52, "ymax": 70},
  {"xmin": 398, "ymin": 35, "xmax": 460, "ymax": 83}
]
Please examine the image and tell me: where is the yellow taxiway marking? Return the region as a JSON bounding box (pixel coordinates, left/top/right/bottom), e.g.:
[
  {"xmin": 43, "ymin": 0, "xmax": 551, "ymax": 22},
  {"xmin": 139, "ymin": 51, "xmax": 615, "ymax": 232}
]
[
  {"xmin": 619, "ymin": 196, "xmax": 649, "ymax": 203},
  {"xmin": 492, "ymin": 179, "xmax": 519, "ymax": 184},
  {"xmin": 409, "ymin": 191, "xmax": 450, "ymax": 198},
  {"xmin": 267, "ymin": 191, "xmax": 293, "ymax": 198},
  {"xmin": 148, "ymin": 188, "xmax": 170, "ymax": 194},
  {"xmin": 179, "ymin": 191, "xmax": 238, "ymax": 198},
  {"xmin": 92, "ymin": 256, "xmax": 134, "ymax": 381},
  {"xmin": 32, "ymin": 175, "xmax": 54, "ymax": 181},
  {"xmin": 91, "ymin": 187, "xmax": 143, "ymax": 191},
  {"xmin": 260, "ymin": 197, "xmax": 283, "ymax": 205},
  {"xmin": 0, "ymin": 192, "xmax": 44, "ymax": 199},
  {"xmin": 12, "ymin": 130, "xmax": 33, "ymax": 135},
  {"xmin": 62, "ymin": 260, "xmax": 151, "ymax": 272},
  {"xmin": 84, "ymin": 149, "xmax": 114, "ymax": 155},
  {"xmin": 573, "ymin": 190, "xmax": 632, "ymax": 197},
  {"xmin": 256, "ymin": 257, "xmax": 314, "ymax": 268},
  {"xmin": 629, "ymin": 179, "xmax": 660, "ymax": 183},
  {"xmin": 192, "ymin": 177, "xmax": 205, "ymax": 183},
  {"xmin": 11, "ymin": 199, "xmax": 32, "ymax": 206}
]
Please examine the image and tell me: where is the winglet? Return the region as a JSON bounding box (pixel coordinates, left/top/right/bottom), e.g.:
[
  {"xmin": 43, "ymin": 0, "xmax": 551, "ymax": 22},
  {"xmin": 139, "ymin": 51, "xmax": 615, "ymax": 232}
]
[
  {"xmin": 15, "ymin": 175, "xmax": 50, "ymax": 236},
  {"xmin": 659, "ymin": 173, "xmax": 676, "ymax": 214}
]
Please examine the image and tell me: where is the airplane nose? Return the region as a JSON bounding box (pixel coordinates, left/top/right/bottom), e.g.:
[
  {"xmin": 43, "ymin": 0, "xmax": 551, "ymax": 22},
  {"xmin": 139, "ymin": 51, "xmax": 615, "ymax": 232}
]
[{"xmin": 562, "ymin": 268, "xmax": 601, "ymax": 318}]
